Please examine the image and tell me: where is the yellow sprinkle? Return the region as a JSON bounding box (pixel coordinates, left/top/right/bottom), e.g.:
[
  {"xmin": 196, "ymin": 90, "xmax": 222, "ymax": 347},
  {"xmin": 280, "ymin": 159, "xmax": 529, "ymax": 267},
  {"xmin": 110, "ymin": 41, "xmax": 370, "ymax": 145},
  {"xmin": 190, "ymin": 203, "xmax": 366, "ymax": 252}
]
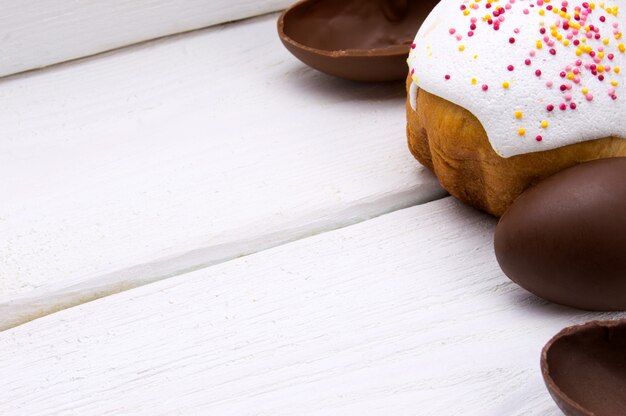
[
  {"xmin": 472, "ymin": 78, "xmax": 478, "ymax": 85},
  {"xmin": 567, "ymin": 73, "xmax": 575, "ymax": 80},
  {"xmin": 582, "ymin": 87, "xmax": 589, "ymax": 94},
  {"xmin": 611, "ymin": 80, "xmax": 619, "ymax": 86},
  {"xmin": 615, "ymin": 67, "xmax": 621, "ymax": 73},
  {"xmin": 541, "ymin": 120, "xmax": 549, "ymax": 129},
  {"xmin": 474, "ymin": 55, "xmax": 478, "ymax": 59},
  {"xmin": 603, "ymin": 38, "xmax": 610, "ymax": 45},
  {"xmin": 503, "ymin": 81, "xmax": 510, "ymax": 89},
  {"xmin": 518, "ymin": 128, "xmax": 526, "ymax": 136},
  {"xmin": 563, "ymin": 39, "xmax": 570, "ymax": 46},
  {"xmin": 539, "ymin": 9, "xmax": 545, "ymax": 16},
  {"xmin": 459, "ymin": 45, "xmax": 466, "ymax": 52},
  {"xmin": 576, "ymin": 49, "xmax": 583, "ymax": 56},
  {"xmin": 515, "ymin": 111, "xmax": 523, "ymax": 119},
  {"xmin": 619, "ymin": 43, "xmax": 626, "ymax": 53},
  {"xmin": 536, "ymin": 40, "xmax": 543, "ymax": 49},
  {"xmin": 463, "ymin": 9, "xmax": 471, "ymax": 15}
]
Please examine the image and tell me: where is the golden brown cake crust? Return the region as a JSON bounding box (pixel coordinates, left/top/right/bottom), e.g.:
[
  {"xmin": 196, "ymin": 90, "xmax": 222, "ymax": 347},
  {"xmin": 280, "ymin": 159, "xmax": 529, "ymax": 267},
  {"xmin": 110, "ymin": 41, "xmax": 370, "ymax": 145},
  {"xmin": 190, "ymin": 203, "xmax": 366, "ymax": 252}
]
[{"xmin": 406, "ymin": 76, "xmax": 626, "ymax": 217}]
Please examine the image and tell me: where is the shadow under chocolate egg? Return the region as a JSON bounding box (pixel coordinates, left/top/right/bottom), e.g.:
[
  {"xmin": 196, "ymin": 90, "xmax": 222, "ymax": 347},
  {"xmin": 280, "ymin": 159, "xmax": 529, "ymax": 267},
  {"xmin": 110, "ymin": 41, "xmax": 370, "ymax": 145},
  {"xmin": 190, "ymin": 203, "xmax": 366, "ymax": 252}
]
[{"xmin": 278, "ymin": 0, "xmax": 439, "ymax": 81}]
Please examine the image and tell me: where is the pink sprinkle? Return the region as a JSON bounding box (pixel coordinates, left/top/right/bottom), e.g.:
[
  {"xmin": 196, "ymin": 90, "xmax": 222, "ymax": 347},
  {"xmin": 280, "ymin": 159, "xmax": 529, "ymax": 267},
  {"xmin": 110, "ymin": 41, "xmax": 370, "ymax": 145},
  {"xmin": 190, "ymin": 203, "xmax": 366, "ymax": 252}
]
[
  {"xmin": 508, "ymin": 65, "xmax": 515, "ymax": 71},
  {"xmin": 445, "ymin": 74, "xmax": 451, "ymax": 80},
  {"xmin": 570, "ymin": 102, "xmax": 577, "ymax": 109},
  {"xmin": 525, "ymin": 58, "xmax": 532, "ymax": 65},
  {"xmin": 586, "ymin": 93, "xmax": 594, "ymax": 101},
  {"xmin": 509, "ymin": 37, "xmax": 516, "ymax": 44},
  {"xmin": 547, "ymin": 104, "xmax": 555, "ymax": 111},
  {"xmin": 535, "ymin": 69, "xmax": 542, "ymax": 77},
  {"xmin": 449, "ymin": 28, "xmax": 456, "ymax": 35},
  {"xmin": 536, "ymin": 135, "xmax": 543, "ymax": 142},
  {"xmin": 565, "ymin": 93, "xmax": 572, "ymax": 101},
  {"xmin": 546, "ymin": 80, "xmax": 554, "ymax": 88},
  {"xmin": 482, "ymin": 84, "xmax": 489, "ymax": 91}
]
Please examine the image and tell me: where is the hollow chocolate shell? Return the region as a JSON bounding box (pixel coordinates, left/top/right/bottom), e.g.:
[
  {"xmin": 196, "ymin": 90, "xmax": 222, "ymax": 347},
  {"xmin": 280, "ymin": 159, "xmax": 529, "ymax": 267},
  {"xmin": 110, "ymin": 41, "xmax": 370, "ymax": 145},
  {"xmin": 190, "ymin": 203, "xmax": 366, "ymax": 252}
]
[
  {"xmin": 542, "ymin": 320, "xmax": 626, "ymax": 416},
  {"xmin": 494, "ymin": 157, "xmax": 626, "ymax": 311},
  {"xmin": 277, "ymin": 0, "xmax": 438, "ymax": 82}
]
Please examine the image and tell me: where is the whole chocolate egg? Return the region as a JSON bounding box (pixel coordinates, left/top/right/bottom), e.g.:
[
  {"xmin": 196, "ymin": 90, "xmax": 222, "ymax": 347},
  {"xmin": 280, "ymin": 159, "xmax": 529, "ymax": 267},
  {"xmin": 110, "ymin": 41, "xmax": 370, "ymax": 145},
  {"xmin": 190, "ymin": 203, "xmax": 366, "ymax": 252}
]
[{"xmin": 494, "ymin": 157, "xmax": 626, "ymax": 311}]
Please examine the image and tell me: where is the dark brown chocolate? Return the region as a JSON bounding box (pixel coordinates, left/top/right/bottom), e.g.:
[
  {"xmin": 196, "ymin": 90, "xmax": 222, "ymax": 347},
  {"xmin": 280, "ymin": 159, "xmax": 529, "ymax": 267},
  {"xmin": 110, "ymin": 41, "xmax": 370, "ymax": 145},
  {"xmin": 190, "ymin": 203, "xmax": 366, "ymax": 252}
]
[
  {"xmin": 277, "ymin": 0, "xmax": 438, "ymax": 82},
  {"xmin": 542, "ymin": 320, "xmax": 626, "ymax": 416},
  {"xmin": 494, "ymin": 157, "xmax": 626, "ymax": 311}
]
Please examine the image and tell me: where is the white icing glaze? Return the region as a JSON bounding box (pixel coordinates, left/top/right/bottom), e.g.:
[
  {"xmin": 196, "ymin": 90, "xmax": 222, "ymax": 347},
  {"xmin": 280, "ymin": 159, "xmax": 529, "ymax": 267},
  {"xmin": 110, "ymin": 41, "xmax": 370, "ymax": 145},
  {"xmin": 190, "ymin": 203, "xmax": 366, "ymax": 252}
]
[
  {"xmin": 410, "ymin": 81, "xmax": 419, "ymax": 110},
  {"xmin": 408, "ymin": 0, "xmax": 626, "ymax": 157}
]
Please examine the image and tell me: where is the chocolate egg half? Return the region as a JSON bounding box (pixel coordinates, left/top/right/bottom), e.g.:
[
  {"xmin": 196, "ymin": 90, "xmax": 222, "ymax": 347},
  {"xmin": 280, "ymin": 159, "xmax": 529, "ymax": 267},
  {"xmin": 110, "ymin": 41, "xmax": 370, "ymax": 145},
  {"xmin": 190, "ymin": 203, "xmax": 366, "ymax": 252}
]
[
  {"xmin": 277, "ymin": 0, "xmax": 438, "ymax": 82},
  {"xmin": 542, "ymin": 320, "xmax": 626, "ymax": 416},
  {"xmin": 495, "ymin": 157, "xmax": 626, "ymax": 311}
]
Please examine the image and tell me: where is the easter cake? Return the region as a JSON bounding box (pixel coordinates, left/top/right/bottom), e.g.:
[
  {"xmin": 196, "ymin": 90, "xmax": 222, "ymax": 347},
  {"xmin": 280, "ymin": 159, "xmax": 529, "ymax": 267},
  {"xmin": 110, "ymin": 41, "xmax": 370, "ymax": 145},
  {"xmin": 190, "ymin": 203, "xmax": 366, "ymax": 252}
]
[{"xmin": 407, "ymin": 0, "xmax": 626, "ymax": 216}]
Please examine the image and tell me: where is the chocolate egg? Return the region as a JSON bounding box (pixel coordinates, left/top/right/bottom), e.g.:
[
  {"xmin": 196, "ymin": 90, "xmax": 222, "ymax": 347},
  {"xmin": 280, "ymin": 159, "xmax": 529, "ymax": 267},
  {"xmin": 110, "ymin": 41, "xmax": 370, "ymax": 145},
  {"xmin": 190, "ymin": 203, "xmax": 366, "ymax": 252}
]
[
  {"xmin": 494, "ymin": 157, "xmax": 626, "ymax": 311},
  {"xmin": 541, "ymin": 320, "xmax": 626, "ymax": 416},
  {"xmin": 277, "ymin": 0, "xmax": 438, "ymax": 82}
]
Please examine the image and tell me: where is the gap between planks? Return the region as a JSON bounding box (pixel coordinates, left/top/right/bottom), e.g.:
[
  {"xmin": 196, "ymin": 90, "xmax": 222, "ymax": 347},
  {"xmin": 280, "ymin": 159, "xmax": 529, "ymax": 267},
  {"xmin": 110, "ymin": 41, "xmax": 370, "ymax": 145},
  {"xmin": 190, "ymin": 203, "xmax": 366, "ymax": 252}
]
[
  {"xmin": 0, "ymin": 13, "xmax": 446, "ymax": 330},
  {"xmin": 0, "ymin": 0, "xmax": 293, "ymax": 78},
  {"xmin": 1, "ymin": 198, "xmax": 622, "ymax": 415}
]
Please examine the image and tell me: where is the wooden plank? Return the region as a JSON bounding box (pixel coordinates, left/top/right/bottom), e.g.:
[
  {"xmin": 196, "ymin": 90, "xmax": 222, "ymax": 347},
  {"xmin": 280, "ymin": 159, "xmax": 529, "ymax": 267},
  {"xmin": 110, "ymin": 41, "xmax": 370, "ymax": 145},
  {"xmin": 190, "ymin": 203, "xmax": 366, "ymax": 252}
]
[
  {"xmin": 0, "ymin": 13, "xmax": 445, "ymax": 329},
  {"xmin": 0, "ymin": 198, "xmax": 620, "ymax": 415},
  {"xmin": 0, "ymin": 0, "xmax": 292, "ymax": 77}
]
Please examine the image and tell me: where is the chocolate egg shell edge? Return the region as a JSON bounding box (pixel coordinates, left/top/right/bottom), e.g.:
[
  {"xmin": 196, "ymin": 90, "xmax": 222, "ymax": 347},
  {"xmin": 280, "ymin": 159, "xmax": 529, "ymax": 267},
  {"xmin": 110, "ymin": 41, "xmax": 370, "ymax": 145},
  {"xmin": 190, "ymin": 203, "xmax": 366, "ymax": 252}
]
[
  {"xmin": 542, "ymin": 319, "xmax": 626, "ymax": 416},
  {"xmin": 277, "ymin": 0, "xmax": 440, "ymax": 82}
]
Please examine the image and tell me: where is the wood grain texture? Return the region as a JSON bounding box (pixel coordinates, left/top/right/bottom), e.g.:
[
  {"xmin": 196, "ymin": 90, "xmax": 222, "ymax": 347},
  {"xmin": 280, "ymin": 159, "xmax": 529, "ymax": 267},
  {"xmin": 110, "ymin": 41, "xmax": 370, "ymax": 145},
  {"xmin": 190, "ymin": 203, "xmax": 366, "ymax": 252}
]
[
  {"xmin": 0, "ymin": 14, "xmax": 445, "ymax": 330},
  {"xmin": 1, "ymin": 198, "xmax": 621, "ymax": 415},
  {"xmin": 0, "ymin": 0, "xmax": 292, "ymax": 77}
]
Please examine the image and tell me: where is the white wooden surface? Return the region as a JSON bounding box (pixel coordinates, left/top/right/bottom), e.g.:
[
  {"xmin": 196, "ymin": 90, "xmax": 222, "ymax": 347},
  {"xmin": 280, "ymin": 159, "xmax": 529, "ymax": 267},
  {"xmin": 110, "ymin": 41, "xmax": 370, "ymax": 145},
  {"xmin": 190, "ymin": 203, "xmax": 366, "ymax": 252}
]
[
  {"xmin": 0, "ymin": 13, "xmax": 445, "ymax": 329},
  {"xmin": 0, "ymin": 0, "xmax": 292, "ymax": 77},
  {"xmin": 1, "ymin": 198, "xmax": 620, "ymax": 415}
]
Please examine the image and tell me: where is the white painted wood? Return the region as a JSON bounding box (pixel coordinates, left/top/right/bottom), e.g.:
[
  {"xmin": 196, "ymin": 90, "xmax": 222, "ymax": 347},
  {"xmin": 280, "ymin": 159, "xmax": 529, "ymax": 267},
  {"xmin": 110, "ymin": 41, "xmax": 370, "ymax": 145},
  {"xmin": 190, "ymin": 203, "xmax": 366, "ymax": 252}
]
[
  {"xmin": 0, "ymin": 0, "xmax": 292, "ymax": 77},
  {"xmin": 1, "ymin": 198, "xmax": 621, "ymax": 415},
  {"xmin": 0, "ymin": 13, "xmax": 445, "ymax": 330}
]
